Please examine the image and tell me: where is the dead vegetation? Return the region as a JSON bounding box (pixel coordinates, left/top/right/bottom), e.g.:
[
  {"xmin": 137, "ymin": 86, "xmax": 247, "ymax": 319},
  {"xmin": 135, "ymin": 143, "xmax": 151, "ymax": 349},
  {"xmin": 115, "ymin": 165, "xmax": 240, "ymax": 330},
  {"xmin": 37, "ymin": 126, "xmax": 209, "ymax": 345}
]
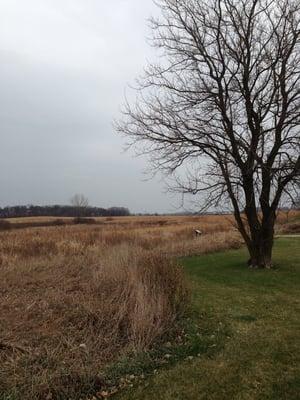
[
  {"xmin": 277, "ymin": 222, "xmax": 300, "ymax": 234},
  {"xmin": 0, "ymin": 213, "xmax": 298, "ymax": 399},
  {"xmin": 0, "ymin": 246, "xmax": 188, "ymax": 399}
]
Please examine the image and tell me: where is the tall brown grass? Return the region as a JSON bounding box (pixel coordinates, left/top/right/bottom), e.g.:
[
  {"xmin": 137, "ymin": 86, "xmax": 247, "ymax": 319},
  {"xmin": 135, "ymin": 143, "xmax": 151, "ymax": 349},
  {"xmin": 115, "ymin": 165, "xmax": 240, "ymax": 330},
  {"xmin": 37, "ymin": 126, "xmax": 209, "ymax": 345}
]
[
  {"xmin": 0, "ymin": 245, "xmax": 188, "ymax": 399},
  {"xmin": 0, "ymin": 214, "xmax": 249, "ymax": 399}
]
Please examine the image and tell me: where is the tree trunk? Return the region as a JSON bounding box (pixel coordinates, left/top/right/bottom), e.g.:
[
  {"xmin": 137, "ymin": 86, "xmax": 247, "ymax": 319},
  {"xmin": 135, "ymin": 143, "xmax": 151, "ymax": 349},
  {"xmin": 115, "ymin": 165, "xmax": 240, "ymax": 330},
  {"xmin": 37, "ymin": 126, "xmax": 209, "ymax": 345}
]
[{"xmin": 247, "ymin": 223, "xmax": 275, "ymax": 269}]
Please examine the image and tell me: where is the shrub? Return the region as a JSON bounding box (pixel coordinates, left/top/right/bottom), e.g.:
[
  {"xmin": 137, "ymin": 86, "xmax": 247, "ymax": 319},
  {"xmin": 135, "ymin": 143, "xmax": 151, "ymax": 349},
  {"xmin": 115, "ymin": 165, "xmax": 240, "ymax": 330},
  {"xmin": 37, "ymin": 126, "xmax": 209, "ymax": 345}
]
[
  {"xmin": 0, "ymin": 219, "xmax": 11, "ymax": 231},
  {"xmin": 279, "ymin": 222, "xmax": 300, "ymax": 234},
  {"xmin": 73, "ymin": 217, "xmax": 96, "ymax": 225},
  {"xmin": 52, "ymin": 219, "xmax": 66, "ymax": 226}
]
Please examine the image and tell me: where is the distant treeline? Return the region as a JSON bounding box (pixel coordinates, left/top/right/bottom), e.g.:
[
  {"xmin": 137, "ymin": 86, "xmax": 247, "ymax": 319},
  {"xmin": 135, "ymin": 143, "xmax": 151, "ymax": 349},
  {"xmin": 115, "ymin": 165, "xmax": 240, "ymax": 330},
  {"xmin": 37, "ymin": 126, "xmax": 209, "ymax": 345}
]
[{"xmin": 0, "ymin": 205, "xmax": 130, "ymax": 218}]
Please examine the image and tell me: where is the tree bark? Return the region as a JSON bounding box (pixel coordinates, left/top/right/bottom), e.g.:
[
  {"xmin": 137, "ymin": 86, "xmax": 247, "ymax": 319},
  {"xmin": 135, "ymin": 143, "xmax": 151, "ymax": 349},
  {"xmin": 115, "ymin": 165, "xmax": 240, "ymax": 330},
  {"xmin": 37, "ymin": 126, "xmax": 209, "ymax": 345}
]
[{"xmin": 247, "ymin": 216, "xmax": 275, "ymax": 269}]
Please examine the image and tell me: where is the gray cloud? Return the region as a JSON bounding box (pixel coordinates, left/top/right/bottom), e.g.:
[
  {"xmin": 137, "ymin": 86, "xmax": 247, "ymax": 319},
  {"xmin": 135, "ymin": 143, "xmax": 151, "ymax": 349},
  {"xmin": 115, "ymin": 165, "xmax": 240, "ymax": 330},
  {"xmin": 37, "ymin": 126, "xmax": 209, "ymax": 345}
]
[{"xmin": 0, "ymin": 0, "xmax": 181, "ymax": 213}]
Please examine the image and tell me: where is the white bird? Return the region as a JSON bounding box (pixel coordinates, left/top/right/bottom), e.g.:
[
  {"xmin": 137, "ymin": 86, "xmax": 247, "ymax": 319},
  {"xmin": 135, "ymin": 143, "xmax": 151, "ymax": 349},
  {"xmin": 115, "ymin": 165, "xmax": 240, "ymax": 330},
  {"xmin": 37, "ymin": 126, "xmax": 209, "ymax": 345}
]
[{"xmin": 195, "ymin": 229, "xmax": 203, "ymax": 236}]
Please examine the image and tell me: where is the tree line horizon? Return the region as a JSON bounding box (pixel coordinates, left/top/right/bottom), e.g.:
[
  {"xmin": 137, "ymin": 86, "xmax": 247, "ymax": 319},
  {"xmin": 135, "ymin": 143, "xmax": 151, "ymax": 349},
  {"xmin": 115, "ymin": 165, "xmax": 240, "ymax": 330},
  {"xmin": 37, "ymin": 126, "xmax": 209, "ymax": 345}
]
[{"xmin": 0, "ymin": 204, "xmax": 131, "ymax": 219}]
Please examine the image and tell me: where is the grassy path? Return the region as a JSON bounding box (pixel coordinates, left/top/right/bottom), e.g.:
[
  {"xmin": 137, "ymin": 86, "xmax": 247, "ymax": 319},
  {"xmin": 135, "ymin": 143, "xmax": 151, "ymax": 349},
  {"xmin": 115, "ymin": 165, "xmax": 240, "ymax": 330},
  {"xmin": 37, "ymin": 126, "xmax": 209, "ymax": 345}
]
[{"xmin": 117, "ymin": 238, "xmax": 300, "ymax": 400}]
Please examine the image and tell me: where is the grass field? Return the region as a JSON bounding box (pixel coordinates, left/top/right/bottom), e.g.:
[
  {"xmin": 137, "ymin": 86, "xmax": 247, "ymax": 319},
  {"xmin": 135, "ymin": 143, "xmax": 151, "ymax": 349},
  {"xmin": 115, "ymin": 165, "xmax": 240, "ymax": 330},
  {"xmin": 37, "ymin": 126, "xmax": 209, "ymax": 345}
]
[
  {"xmin": 2, "ymin": 209, "xmax": 299, "ymax": 230},
  {"xmin": 116, "ymin": 238, "xmax": 300, "ymax": 400},
  {"xmin": 0, "ymin": 215, "xmax": 299, "ymax": 399},
  {"xmin": 0, "ymin": 215, "xmax": 241, "ymax": 399}
]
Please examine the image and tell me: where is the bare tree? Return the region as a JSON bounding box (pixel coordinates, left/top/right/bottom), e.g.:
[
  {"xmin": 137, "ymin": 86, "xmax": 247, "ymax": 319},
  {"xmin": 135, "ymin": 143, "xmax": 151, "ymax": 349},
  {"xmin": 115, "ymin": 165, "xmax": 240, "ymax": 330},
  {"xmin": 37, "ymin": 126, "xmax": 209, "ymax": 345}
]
[
  {"xmin": 70, "ymin": 194, "xmax": 89, "ymax": 218},
  {"xmin": 117, "ymin": 0, "xmax": 300, "ymax": 268}
]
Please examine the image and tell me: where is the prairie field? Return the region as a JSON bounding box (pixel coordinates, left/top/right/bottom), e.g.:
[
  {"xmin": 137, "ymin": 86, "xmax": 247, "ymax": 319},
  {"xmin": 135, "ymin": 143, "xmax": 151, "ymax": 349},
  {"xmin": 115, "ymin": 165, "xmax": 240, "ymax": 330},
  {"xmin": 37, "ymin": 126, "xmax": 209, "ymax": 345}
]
[{"xmin": 0, "ymin": 212, "xmax": 299, "ymax": 399}]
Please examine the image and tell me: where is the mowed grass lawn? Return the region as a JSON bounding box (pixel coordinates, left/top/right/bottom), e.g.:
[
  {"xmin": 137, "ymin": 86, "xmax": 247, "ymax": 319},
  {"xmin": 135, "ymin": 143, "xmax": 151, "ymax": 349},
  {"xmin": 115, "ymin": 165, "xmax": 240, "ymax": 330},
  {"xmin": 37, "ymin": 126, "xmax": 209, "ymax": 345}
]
[{"xmin": 117, "ymin": 238, "xmax": 300, "ymax": 400}]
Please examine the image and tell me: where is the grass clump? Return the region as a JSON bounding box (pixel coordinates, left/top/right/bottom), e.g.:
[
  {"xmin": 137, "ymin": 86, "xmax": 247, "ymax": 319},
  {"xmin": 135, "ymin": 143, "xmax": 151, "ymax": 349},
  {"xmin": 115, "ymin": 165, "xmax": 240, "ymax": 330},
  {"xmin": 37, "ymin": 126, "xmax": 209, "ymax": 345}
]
[{"xmin": 0, "ymin": 245, "xmax": 188, "ymax": 400}]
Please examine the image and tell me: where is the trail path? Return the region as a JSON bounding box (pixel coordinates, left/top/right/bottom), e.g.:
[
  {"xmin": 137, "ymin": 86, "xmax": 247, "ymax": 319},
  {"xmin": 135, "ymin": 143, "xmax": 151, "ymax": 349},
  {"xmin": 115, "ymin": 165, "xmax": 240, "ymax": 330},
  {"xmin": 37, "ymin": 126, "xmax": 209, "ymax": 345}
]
[{"xmin": 276, "ymin": 235, "xmax": 300, "ymax": 238}]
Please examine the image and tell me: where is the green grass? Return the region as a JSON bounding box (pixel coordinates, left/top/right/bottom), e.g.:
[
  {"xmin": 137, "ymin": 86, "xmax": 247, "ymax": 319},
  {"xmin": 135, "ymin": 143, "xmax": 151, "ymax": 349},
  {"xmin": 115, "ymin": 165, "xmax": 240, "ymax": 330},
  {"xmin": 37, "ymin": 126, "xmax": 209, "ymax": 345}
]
[{"xmin": 116, "ymin": 238, "xmax": 300, "ymax": 400}]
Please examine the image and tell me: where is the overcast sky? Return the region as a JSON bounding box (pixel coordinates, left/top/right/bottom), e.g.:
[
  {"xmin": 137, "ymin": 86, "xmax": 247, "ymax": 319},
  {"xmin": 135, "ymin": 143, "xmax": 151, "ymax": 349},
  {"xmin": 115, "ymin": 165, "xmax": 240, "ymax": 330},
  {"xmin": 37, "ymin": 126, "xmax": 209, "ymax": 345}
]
[{"xmin": 0, "ymin": 0, "xmax": 183, "ymax": 213}]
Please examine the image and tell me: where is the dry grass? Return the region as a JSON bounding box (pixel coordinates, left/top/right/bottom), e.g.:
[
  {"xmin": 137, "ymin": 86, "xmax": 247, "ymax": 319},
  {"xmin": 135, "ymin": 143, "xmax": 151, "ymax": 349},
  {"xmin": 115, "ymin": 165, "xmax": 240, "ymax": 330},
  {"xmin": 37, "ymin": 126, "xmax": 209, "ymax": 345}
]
[
  {"xmin": 277, "ymin": 221, "xmax": 300, "ymax": 234},
  {"xmin": 0, "ymin": 244, "xmax": 188, "ymax": 399},
  {"xmin": 1, "ymin": 212, "xmax": 295, "ymax": 399}
]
